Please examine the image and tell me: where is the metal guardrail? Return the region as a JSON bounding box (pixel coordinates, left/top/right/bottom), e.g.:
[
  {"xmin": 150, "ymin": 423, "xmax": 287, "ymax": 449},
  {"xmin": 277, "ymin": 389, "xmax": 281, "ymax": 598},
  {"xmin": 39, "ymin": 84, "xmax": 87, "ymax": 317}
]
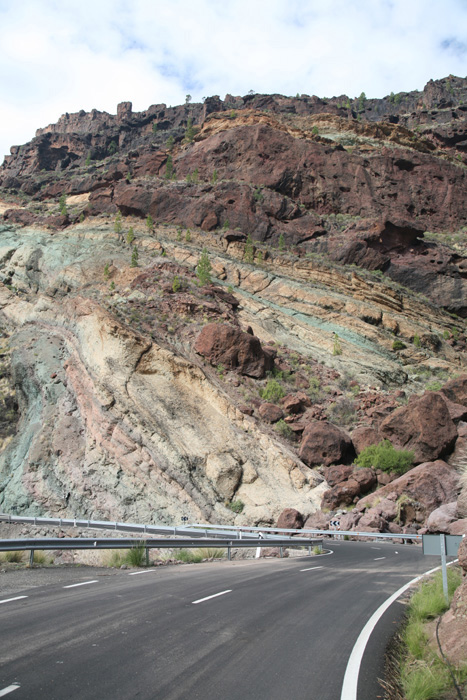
[
  {"xmin": 190, "ymin": 523, "xmax": 422, "ymax": 542},
  {"xmin": 0, "ymin": 513, "xmax": 422, "ymax": 543},
  {"xmin": 0, "ymin": 536, "xmax": 323, "ymax": 565},
  {"xmin": 0, "ymin": 514, "xmax": 283, "ymax": 541}
]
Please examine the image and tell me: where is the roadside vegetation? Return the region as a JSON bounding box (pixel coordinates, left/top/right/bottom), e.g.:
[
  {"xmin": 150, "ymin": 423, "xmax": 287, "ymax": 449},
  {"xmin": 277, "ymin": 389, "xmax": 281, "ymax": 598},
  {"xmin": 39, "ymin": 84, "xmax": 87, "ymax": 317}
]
[{"xmin": 391, "ymin": 568, "xmax": 466, "ymax": 700}]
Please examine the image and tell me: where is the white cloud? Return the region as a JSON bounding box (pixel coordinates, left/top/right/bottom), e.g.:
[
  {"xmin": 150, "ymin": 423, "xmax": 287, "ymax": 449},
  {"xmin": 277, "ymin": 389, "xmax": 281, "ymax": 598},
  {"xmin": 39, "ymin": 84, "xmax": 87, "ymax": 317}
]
[{"xmin": 1, "ymin": 0, "xmax": 467, "ymax": 161}]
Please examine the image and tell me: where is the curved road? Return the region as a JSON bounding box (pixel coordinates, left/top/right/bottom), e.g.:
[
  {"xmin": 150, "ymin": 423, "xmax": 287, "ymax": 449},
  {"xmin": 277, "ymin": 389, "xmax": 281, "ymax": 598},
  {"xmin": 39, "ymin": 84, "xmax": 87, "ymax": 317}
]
[{"xmin": 0, "ymin": 541, "xmax": 440, "ymax": 700}]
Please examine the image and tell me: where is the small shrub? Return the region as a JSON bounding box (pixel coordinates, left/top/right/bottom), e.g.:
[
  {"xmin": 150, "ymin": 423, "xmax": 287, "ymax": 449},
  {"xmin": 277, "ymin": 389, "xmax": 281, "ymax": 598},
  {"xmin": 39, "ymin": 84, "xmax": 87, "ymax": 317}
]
[
  {"xmin": 131, "ymin": 246, "xmax": 139, "ymax": 267},
  {"xmin": 193, "ymin": 547, "xmax": 225, "ymax": 559},
  {"xmin": 103, "ymin": 263, "xmax": 110, "ymax": 280},
  {"xmin": 392, "ymin": 339, "xmax": 406, "ymax": 351},
  {"xmin": 332, "ymin": 333, "xmax": 342, "ymax": 356},
  {"xmin": 260, "ymin": 379, "xmax": 285, "ymax": 403},
  {"xmin": 105, "ymin": 550, "xmax": 128, "ymax": 567},
  {"xmin": 216, "ymin": 363, "xmax": 225, "ymax": 378},
  {"xmin": 413, "ymin": 333, "xmax": 421, "ymax": 348},
  {"xmin": 172, "ymin": 275, "xmax": 181, "ymax": 292},
  {"xmin": 126, "ymin": 542, "xmax": 146, "ymax": 567},
  {"xmin": 312, "ymin": 545, "xmax": 322, "ymax": 555},
  {"xmin": 5, "ymin": 551, "xmax": 24, "ymax": 563},
  {"xmin": 354, "ymin": 439, "xmax": 414, "ymax": 474},
  {"xmin": 223, "ymin": 219, "xmax": 230, "ymax": 230},
  {"xmin": 126, "ymin": 227, "xmax": 135, "ymax": 246},
  {"xmin": 32, "ymin": 551, "xmax": 50, "ymax": 565},
  {"xmin": 185, "ymin": 229, "xmax": 191, "ymax": 242},
  {"xmin": 275, "ymin": 419, "xmax": 293, "ymax": 439},
  {"xmin": 114, "ymin": 211, "xmax": 122, "ymax": 235},
  {"xmin": 227, "ymin": 500, "xmax": 244, "ymax": 514},
  {"xmin": 146, "ymin": 214, "xmax": 153, "ymax": 231},
  {"xmin": 59, "ymin": 193, "xmax": 67, "ymax": 216},
  {"xmin": 176, "ymin": 549, "xmax": 203, "ymax": 563},
  {"xmin": 211, "ymin": 169, "xmax": 218, "ymax": 184},
  {"xmin": 196, "ymin": 248, "xmax": 212, "ymax": 285},
  {"xmin": 278, "ymin": 233, "xmax": 285, "ymax": 251},
  {"xmin": 244, "ymin": 234, "xmax": 254, "ymax": 263}
]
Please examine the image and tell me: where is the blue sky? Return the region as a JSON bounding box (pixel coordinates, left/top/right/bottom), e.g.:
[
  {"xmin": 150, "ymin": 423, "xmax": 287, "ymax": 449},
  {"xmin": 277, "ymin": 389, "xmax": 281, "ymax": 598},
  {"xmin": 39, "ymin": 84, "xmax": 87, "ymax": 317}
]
[{"xmin": 1, "ymin": 0, "xmax": 467, "ymax": 161}]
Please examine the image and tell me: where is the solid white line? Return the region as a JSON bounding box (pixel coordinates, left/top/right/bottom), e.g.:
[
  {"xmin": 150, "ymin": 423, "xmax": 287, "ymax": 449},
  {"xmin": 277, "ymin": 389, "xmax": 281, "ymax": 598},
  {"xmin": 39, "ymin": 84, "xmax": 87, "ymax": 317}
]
[
  {"xmin": 63, "ymin": 580, "xmax": 98, "ymax": 589},
  {"xmin": 0, "ymin": 596, "xmax": 27, "ymax": 605},
  {"xmin": 340, "ymin": 564, "xmax": 442, "ymax": 700},
  {"xmin": 374, "ymin": 557, "xmax": 386, "ymax": 561},
  {"xmin": 0, "ymin": 684, "xmax": 20, "ymax": 697},
  {"xmin": 128, "ymin": 569, "xmax": 156, "ymax": 576},
  {"xmin": 300, "ymin": 566, "xmax": 324, "ymax": 572},
  {"xmin": 192, "ymin": 590, "xmax": 232, "ymax": 604}
]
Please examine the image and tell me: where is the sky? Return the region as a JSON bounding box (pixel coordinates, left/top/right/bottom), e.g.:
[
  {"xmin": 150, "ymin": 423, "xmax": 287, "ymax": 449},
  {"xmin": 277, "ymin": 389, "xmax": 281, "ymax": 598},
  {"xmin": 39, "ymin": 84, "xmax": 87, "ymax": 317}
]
[{"xmin": 2, "ymin": 0, "xmax": 467, "ymax": 161}]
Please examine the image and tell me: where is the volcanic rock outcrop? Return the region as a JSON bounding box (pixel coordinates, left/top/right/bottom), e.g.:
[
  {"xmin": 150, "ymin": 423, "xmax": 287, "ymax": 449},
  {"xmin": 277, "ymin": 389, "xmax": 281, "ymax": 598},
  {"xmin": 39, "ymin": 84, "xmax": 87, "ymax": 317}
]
[{"xmin": 0, "ymin": 75, "xmax": 466, "ymax": 530}]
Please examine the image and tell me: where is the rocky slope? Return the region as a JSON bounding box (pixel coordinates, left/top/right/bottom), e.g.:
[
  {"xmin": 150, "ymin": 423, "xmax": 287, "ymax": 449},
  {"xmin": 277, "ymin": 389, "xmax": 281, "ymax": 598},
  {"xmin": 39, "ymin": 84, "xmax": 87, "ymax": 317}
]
[{"xmin": 0, "ymin": 76, "xmax": 466, "ymax": 531}]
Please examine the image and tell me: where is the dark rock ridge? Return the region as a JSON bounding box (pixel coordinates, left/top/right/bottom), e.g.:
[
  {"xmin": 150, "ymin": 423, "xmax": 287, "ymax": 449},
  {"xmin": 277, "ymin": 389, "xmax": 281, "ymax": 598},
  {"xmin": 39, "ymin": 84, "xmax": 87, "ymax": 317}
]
[{"xmin": 1, "ymin": 76, "xmax": 467, "ymax": 314}]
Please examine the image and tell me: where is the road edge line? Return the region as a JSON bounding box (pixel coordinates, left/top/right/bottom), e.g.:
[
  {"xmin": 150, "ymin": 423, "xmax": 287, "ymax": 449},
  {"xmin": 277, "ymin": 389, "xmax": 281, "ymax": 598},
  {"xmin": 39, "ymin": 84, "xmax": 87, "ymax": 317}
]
[{"xmin": 340, "ymin": 563, "xmax": 443, "ymax": 700}]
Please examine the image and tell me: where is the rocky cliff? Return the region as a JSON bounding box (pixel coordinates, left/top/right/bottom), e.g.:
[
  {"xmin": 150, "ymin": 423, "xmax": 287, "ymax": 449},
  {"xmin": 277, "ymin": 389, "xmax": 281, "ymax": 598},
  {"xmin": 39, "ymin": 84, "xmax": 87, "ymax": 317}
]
[{"xmin": 0, "ymin": 76, "xmax": 466, "ymax": 530}]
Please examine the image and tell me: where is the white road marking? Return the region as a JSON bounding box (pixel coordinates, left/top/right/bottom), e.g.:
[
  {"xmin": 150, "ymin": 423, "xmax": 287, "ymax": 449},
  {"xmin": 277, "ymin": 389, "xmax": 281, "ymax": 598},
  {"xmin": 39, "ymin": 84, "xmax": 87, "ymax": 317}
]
[
  {"xmin": 374, "ymin": 557, "xmax": 386, "ymax": 561},
  {"xmin": 63, "ymin": 580, "xmax": 98, "ymax": 589},
  {"xmin": 0, "ymin": 596, "xmax": 27, "ymax": 605},
  {"xmin": 128, "ymin": 569, "xmax": 156, "ymax": 576},
  {"xmin": 192, "ymin": 590, "xmax": 232, "ymax": 604},
  {"xmin": 371, "ymin": 547, "xmax": 381, "ymax": 550},
  {"xmin": 340, "ymin": 564, "xmax": 443, "ymax": 700},
  {"xmin": 0, "ymin": 684, "xmax": 20, "ymax": 697},
  {"xmin": 300, "ymin": 566, "xmax": 324, "ymax": 572}
]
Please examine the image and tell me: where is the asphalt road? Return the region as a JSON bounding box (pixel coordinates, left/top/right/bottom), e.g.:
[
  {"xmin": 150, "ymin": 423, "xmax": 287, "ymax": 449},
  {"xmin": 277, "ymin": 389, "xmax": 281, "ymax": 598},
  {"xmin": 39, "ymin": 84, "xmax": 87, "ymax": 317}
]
[{"xmin": 0, "ymin": 541, "xmax": 441, "ymax": 700}]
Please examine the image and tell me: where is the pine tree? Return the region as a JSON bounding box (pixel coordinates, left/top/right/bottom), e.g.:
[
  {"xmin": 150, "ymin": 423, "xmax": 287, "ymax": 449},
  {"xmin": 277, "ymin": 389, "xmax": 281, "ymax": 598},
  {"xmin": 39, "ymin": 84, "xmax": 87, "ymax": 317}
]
[
  {"xmin": 146, "ymin": 214, "xmax": 153, "ymax": 231},
  {"xmin": 126, "ymin": 227, "xmax": 135, "ymax": 246},
  {"xmin": 114, "ymin": 211, "xmax": 122, "ymax": 235},
  {"xmin": 196, "ymin": 248, "xmax": 212, "ymax": 285},
  {"xmin": 131, "ymin": 246, "xmax": 139, "ymax": 267},
  {"xmin": 244, "ymin": 233, "xmax": 254, "ymax": 263}
]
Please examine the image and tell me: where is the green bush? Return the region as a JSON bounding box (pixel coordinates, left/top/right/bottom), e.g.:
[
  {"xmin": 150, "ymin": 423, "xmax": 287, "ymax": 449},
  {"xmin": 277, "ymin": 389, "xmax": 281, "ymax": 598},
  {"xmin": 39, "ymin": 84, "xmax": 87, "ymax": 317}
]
[
  {"xmin": 196, "ymin": 248, "xmax": 212, "ymax": 285},
  {"xmin": 126, "ymin": 543, "xmax": 147, "ymax": 567},
  {"xmin": 227, "ymin": 500, "xmax": 244, "ymax": 514},
  {"xmin": 275, "ymin": 419, "xmax": 293, "ymax": 439},
  {"xmin": 260, "ymin": 379, "xmax": 285, "ymax": 403},
  {"xmin": 354, "ymin": 439, "xmax": 414, "ymax": 474},
  {"xmin": 392, "ymin": 339, "xmax": 406, "ymax": 351}
]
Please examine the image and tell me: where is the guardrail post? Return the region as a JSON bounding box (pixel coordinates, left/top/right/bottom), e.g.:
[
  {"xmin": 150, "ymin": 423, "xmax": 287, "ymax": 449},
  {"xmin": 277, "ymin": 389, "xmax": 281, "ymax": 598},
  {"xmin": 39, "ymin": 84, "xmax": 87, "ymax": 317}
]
[
  {"xmin": 228, "ymin": 543, "xmax": 232, "ymax": 561},
  {"xmin": 308, "ymin": 545, "xmax": 311, "ymax": 555},
  {"xmin": 280, "ymin": 547, "xmax": 283, "ymax": 558},
  {"xmin": 145, "ymin": 547, "xmax": 150, "ymax": 567},
  {"xmin": 440, "ymin": 534, "xmax": 449, "ymax": 604},
  {"xmin": 29, "ymin": 549, "xmax": 34, "ymax": 566}
]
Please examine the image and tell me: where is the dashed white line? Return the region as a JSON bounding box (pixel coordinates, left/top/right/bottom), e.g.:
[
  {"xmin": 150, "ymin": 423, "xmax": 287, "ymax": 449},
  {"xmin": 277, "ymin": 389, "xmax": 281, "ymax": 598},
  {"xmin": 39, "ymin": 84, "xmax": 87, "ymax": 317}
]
[
  {"xmin": 63, "ymin": 580, "xmax": 98, "ymax": 589},
  {"xmin": 192, "ymin": 590, "xmax": 232, "ymax": 604},
  {"xmin": 0, "ymin": 684, "xmax": 20, "ymax": 697},
  {"xmin": 300, "ymin": 566, "xmax": 324, "ymax": 572},
  {"xmin": 128, "ymin": 569, "xmax": 156, "ymax": 576},
  {"xmin": 0, "ymin": 596, "xmax": 28, "ymax": 605},
  {"xmin": 374, "ymin": 557, "xmax": 386, "ymax": 561}
]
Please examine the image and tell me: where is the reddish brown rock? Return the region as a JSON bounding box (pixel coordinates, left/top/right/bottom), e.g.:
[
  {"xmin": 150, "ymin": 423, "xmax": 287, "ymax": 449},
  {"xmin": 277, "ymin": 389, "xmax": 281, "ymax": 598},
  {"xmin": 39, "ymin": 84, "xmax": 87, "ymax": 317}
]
[
  {"xmin": 426, "ymin": 502, "xmax": 458, "ymax": 533},
  {"xmin": 448, "ymin": 519, "xmax": 467, "ymax": 535},
  {"xmin": 194, "ymin": 323, "xmax": 274, "ymax": 378},
  {"xmin": 357, "ymin": 460, "xmax": 460, "ymax": 525},
  {"xmin": 323, "ymin": 464, "xmax": 353, "ymax": 487},
  {"xmin": 239, "ymin": 405, "xmax": 254, "ymax": 416},
  {"xmin": 321, "ymin": 479, "xmax": 361, "ymax": 510},
  {"xmin": 379, "ymin": 392, "xmax": 458, "ymax": 463},
  {"xmin": 351, "ymin": 467, "xmax": 377, "ymax": 494},
  {"xmin": 338, "ymin": 512, "xmax": 361, "ymax": 531},
  {"xmin": 437, "ymin": 535, "xmax": 467, "ymax": 665},
  {"xmin": 440, "ymin": 374, "xmax": 467, "ymax": 406},
  {"xmin": 303, "ymin": 511, "xmax": 330, "ymax": 530},
  {"xmin": 282, "ymin": 394, "xmax": 305, "ymax": 415},
  {"xmin": 258, "ymin": 403, "xmax": 284, "ymax": 423},
  {"xmin": 351, "ymin": 425, "xmax": 380, "ymax": 455},
  {"xmin": 276, "ymin": 508, "xmax": 304, "ymax": 530},
  {"xmin": 299, "ymin": 421, "xmax": 354, "ymax": 467},
  {"xmin": 358, "ymin": 508, "xmax": 386, "ymax": 531}
]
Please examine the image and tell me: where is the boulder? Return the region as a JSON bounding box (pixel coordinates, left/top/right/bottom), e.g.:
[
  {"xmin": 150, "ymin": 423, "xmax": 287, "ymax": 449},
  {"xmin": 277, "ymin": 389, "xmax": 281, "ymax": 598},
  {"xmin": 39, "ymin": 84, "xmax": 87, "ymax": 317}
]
[
  {"xmin": 321, "ymin": 479, "xmax": 361, "ymax": 510},
  {"xmin": 205, "ymin": 453, "xmax": 243, "ymax": 501},
  {"xmin": 338, "ymin": 512, "xmax": 361, "ymax": 531},
  {"xmin": 379, "ymin": 392, "xmax": 458, "ymax": 463},
  {"xmin": 276, "ymin": 508, "xmax": 304, "ymax": 530},
  {"xmin": 282, "ymin": 394, "xmax": 305, "ymax": 415},
  {"xmin": 351, "ymin": 467, "xmax": 377, "ymax": 494},
  {"xmin": 303, "ymin": 511, "xmax": 330, "ymax": 530},
  {"xmin": 258, "ymin": 403, "xmax": 284, "ymax": 423},
  {"xmin": 194, "ymin": 323, "xmax": 274, "ymax": 378},
  {"xmin": 323, "ymin": 464, "xmax": 353, "ymax": 487},
  {"xmin": 425, "ymin": 502, "xmax": 458, "ymax": 533},
  {"xmin": 358, "ymin": 508, "xmax": 387, "ymax": 531},
  {"xmin": 437, "ymin": 536, "xmax": 467, "ymax": 665},
  {"xmin": 448, "ymin": 519, "xmax": 467, "ymax": 535},
  {"xmin": 440, "ymin": 374, "xmax": 467, "ymax": 406},
  {"xmin": 299, "ymin": 421, "xmax": 354, "ymax": 467},
  {"xmin": 458, "ymin": 536, "xmax": 467, "ymax": 571},
  {"xmin": 351, "ymin": 425, "xmax": 380, "ymax": 454}
]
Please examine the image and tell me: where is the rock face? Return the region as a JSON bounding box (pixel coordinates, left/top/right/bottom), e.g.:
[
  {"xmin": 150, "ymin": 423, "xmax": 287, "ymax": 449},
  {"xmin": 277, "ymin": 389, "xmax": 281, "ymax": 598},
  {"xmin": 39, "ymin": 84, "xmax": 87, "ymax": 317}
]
[
  {"xmin": 0, "ymin": 77, "xmax": 466, "ymax": 532},
  {"xmin": 194, "ymin": 323, "xmax": 274, "ymax": 378},
  {"xmin": 379, "ymin": 392, "xmax": 458, "ymax": 463}
]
